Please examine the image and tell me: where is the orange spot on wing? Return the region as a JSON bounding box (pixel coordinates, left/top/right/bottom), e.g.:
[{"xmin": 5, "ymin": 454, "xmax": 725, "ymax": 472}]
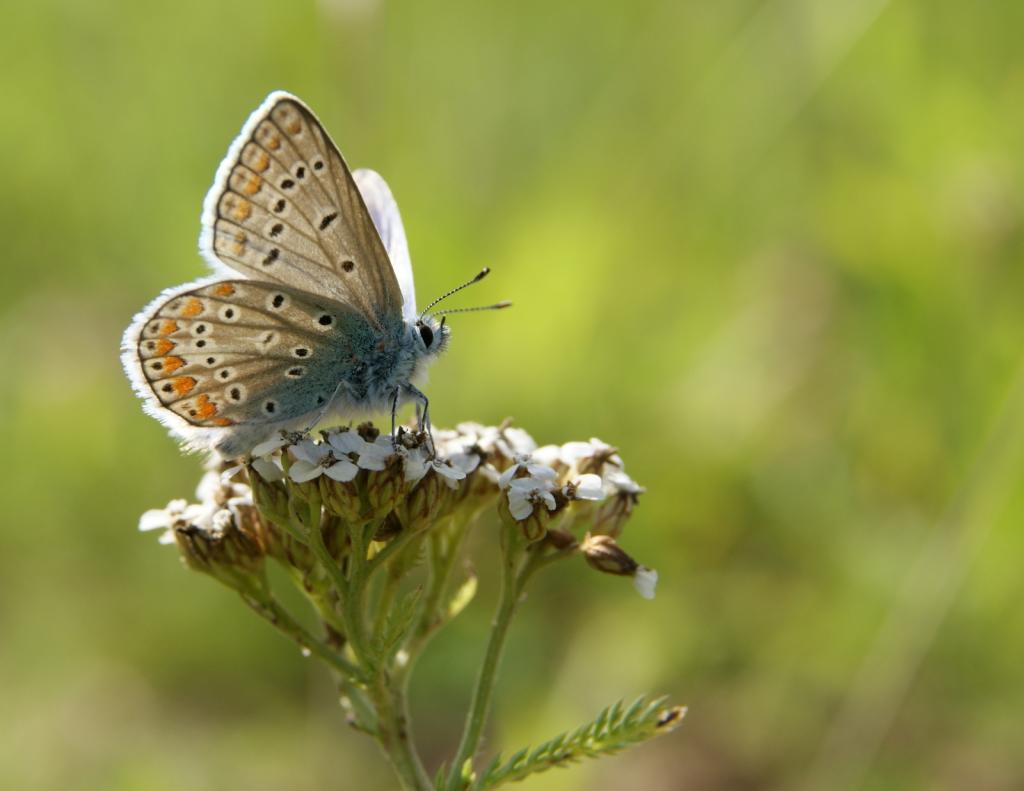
[
  {"xmin": 154, "ymin": 338, "xmax": 175, "ymax": 355},
  {"xmin": 241, "ymin": 173, "xmax": 261, "ymax": 195},
  {"xmin": 287, "ymin": 120, "xmax": 301, "ymax": 135},
  {"xmin": 266, "ymin": 135, "xmax": 281, "ymax": 151},
  {"xmin": 251, "ymin": 150, "xmax": 269, "ymax": 172},
  {"xmin": 195, "ymin": 394, "xmax": 217, "ymax": 420},
  {"xmin": 232, "ymin": 198, "xmax": 252, "ymax": 221},
  {"xmin": 158, "ymin": 320, "xmax": 178, "ymax": 335},
  {"xmin": 172, "ymin": 376, "xmax": 197, "ymax": 396},
  {"xmin": 212, "ymin": 417, "xmax": 234, "ymax": 427},
  {"xmin": 231, "ymin": 231, "xmax": 246, "ymax": 256},
  {"xmin": 214, "ymin": 283, "xmax": 236, "ymax": 297},
  {"xmin": 162, "ymin": 356, "xmax": 184, "ymax": 374},
  {"xmin": 181, "ymin": 298, "xmax": 204, "ymax": 317}
]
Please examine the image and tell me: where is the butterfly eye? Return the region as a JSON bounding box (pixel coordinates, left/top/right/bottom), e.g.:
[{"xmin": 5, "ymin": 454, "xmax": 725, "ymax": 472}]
[{"xmin": 418, "ymin": 324, "xmax": 434, "ymax": 348}]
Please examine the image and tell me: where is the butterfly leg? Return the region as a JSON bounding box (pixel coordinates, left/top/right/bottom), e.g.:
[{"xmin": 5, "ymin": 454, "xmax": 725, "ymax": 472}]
[
  {"xmin": 403, "ymin": 383, "xmax": 435, "ymax": 456},
  {"xmin": 301, "ymin": 381, "xmax": 347, "ymax": 436},
  {"xmin": 389, "ymin": 386, "xmax": 401, "ymax": 449}
]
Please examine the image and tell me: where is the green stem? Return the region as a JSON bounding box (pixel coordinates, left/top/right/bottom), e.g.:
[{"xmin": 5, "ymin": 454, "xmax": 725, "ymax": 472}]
[
  {"xmin": 368, "ymin": 670, "xmax": 432, "ymax": 790},
  {"xmin": 334, "ymin": 671, "xmax": 378, "ymax": 735},
  {"xmin": 343, "ymin": 521, "xmax": 377, "ymax": 670},
  {"xmin": 298, "ymin": 490, "xmax": 349, "ymax": 598},
  {"xmin": 445, "ymin": 545, "xmax": 523, "ymax": 790},
  {"xmin": 239, "ymin": 588, "xmax": 363, "ymax": 680}
]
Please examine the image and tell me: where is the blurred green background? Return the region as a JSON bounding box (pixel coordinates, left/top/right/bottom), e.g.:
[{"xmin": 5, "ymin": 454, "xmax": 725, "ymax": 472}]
[{"xmin": 3, "ymin": 0, "xmax": 1023, "ymax": 788}]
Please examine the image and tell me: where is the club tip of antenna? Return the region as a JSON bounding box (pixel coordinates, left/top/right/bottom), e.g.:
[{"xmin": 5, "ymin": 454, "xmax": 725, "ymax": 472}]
[
  {"xmin": 474, "ymin": 266, "xmax": 491, "ymax": 281},
  {"xmin": 495, "ymin": 300, "xmax": 512, "ymax": 309}
]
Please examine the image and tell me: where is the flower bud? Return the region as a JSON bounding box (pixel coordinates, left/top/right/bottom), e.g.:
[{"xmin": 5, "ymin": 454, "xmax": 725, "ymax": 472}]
[
  {"xmin": 364, "ymin": 453, "xmax": 406, "ymax": 520},
  {"xmin": 250, "ymin": 467, "xmax": 289, "ymax": 524},
  {"xmin": 591, "ymin": 493, "xmax": 634, "ymax": 537},
  {"xmin": 591, "ymin": 470, "xmax": 643, "ymax": 538},
  {"xmin": 579, "ymin": 533, "xmax": 657, "ymax": 599},
  {"xmin": 255, "ymin": 514, "xmax": 316, "ymax": 576},
  {"xmin": 580, "ymin": 533, "xmax": 638, "ymax": 576},
  {"xmin": 174, "ymin": 510, "xmax": 265, "ymax": 590},
  {"xmin": 544, "ymin": 527, "xmax": 577, "ymax": 550},
  {"xmin": 319, "ymin": 476, "xmax": 362, "ymax": 524},
  {"xmin": 400, "ymin": 469, "xmax": 447, "ymax": 532}
]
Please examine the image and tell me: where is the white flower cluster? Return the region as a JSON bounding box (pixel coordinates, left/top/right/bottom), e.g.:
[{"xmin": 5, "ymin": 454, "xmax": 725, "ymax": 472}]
[
  {"xmin": 138, "ymin": 422, "xmax": 655, "ymax": 599},
  {"xmin": 495, "ymin": 437, "xmax": 643, "ymax": 521},
  {"xmin": 138, "ymin": 467, "xmax": 251, "ymax": 544},
  {"xmin": 490, "ymin": 435, "xmax": 655, "ymax": 600},
  {"xmin": 249, "ymin": 426, "xmax": 471, "ymax": 489}
]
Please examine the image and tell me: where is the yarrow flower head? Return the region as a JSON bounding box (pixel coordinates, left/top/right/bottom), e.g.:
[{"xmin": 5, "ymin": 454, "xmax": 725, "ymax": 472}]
[
  {"xmin": 141, "ymin": 420, "xmax": 656, "ymax": 608},
  {"xmin": 132, "ymin": 417, "xmax": 669, "ymax": 787}
]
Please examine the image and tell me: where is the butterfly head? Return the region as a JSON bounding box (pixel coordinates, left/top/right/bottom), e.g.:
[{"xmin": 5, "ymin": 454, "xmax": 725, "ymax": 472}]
[{"xmin": 414, "ymin": 314, "xmax": 450, "ymax": 359}]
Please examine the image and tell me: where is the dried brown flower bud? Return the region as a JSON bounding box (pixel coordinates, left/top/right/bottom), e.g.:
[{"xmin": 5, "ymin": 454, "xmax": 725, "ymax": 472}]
[
  {"xmin": 580, "ymin": 533, "xmax": 639, "ymax": 576},
  {"xmin": 545, "ymin": 527, "xmax": 578, "ymax": 550}
]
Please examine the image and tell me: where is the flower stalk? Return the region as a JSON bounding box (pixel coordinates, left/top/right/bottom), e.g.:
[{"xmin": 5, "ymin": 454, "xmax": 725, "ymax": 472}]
[{"xmin": 137, "ymin": 422, "xmax": 679, "ymax": 790}]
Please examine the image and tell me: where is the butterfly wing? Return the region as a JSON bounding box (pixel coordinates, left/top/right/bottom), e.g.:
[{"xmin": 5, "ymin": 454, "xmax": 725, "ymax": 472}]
[
  {"xmin": 123, "ymin": 278, "xmax": 375, "ymax": 455},
  {"xmin": 198, "ymin": 91, "xmax": 403, "ymax": 328},
  {"xmin": 353, "ymin": 168, "xmax": 417, "ymax": 321}
]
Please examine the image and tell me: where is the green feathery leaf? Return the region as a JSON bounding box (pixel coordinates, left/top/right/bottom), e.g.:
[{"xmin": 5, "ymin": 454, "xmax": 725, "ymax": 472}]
[{"xmin": 475, "ymin": 695, "xmax": 686, "ymax": 789}]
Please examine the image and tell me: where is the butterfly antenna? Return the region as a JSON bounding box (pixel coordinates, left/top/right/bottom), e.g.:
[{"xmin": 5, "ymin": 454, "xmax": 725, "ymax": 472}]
[
  {"xmin": 433, "ymin": 301, "xmax": 512, "ymax": 316},
  {"xmin": 420, "ymin": 267, "xmax": 493, "ymax": 319}
]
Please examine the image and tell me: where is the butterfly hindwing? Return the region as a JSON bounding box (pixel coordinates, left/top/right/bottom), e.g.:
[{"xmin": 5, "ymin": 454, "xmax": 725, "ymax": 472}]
[
  {"xmin": 354, "ymin": 168, "xmax": 417, "ymax": 321},
  {"xmin": 131, "ymin": 279, "xmax": 371, "ymax": 437},
  {"xmin": 199, "ymin": 92, "xmax": 403, "ymax": 328}
]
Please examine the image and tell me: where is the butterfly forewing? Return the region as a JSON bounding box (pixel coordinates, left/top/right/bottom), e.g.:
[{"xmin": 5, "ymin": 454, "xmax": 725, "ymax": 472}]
[
  {"xmin": 135, "ymin": 280, "xmax": 366, "ymax": 429},
  {"xmin": 201, "ymin": 93, "xmax": 403, "ymax": 328}
]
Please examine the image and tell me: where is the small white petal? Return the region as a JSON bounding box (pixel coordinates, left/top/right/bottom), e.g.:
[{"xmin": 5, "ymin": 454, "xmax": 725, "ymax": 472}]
[
  {"xmin": 560, "ymin": 441, "xmax": 594, "ymax": 464},
  {"xmin": 139, "ymin": 509, "xmax": 172, "ymax": 532},
  {"xmin": 219, "ymin": 464, "xmax": 245, "ymax": 484},
  {"xmin": 325, "ymin": 459, "xmax": 359, "ymax": 482},
  {"xmin": 605, "ymin": 468, "xmax": 645, "ymax": 494},
  {"xmin": 447, "ymin": 452, "xmax": 481, "ymax": 475},
  {"xmin": 431, "ymin": 460, "xmax": 465, "ymax": 490},
  {"xmin": 250, "ymin": 434, "xmax": 288, "ymax": 457},
  {"xmin": 433, "ymin": 460, "xmax": 466, "ymax": 481},
  {"xmin": 503, "ymin": 427, "xmax": 537, "ymax": 455},
  {"xmin": 211, "ymin": 509, "xmax": 233, "ymax": 534},
  {"xmin": 289, "ymin": 459, "xmax": 324, "ymax": 483},
  {"xmin": 357, "ymin": 454, "xmax": 388, "ymax": 472},
  {"xmin": 226, "ymin": 495, "xmax": 253, "ymax": 522},
  {"xmin": 194, "ymin": 471, "xmax": 222, "ymax": 504},
  {"xmin": 498, "ymin": 464, "xmax": 520, "ymax": 490},
  {"xmin": 291, "ymin": 438, "xmax": 327, "ymax": 465},
  {"xmin": 251, "ymin": 456, "xmax": 284, "ymax": 481},
  {"xmin": 633, "ymin": 567, "xmax": 658, "ymax": 600},
  {"xmin": 157, "ymin": 530, "xmax": 177, "ymax": 545},
  {"xmin": 508, "ymin": 489, "xmax": 534, "ymax": 520},
  {"xmin": 403, "ymin": 449, "xmax": 430, "ymax": 483},
  {"xmin": 540, "ymin": 490, "xmax": 557, "ymax": 511},
  {"xmin": 328, "ymin": 430, "xmax": 365, "ymax": 455},
  {"xmin": 532, "ymin": 445, "xmax": 562, "ymax": 466},
  {"xmin": 184, "ymin": 502, "xmax": 217, "ymax": 531},
  {"xmin": 526, "ymin": 463, "xmax": 558, "ymax": 482},
  {"xmin": 508, "ymin": 477, "xmax": 539, "ymax": 493},
  {"xmin": 571, "ymin": 473, "xmax": 605, "ymax": 501},
  {"xmin": 357, "ymin": 440, "xmax": 394, "ymax": 471}
]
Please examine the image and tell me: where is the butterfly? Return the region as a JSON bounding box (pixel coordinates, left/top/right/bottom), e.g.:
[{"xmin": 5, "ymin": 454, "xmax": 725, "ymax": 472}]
[{"xmin": 122, "ymin": 91, "xmax": 507, "ymax": 458}]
